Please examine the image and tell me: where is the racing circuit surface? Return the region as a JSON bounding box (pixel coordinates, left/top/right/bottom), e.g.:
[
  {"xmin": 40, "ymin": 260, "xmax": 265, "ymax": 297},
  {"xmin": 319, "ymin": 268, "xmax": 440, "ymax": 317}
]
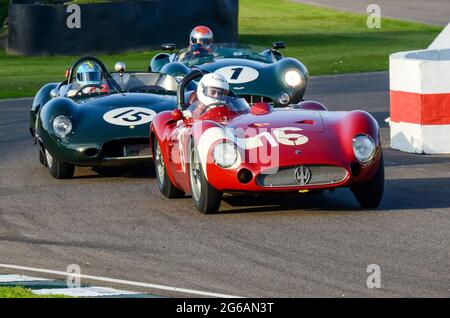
[
  {"xmin": 295, "ymin": 0, "xmax": 450, "ymax": 26},
  {"xmin": 0, "ymin": 72, "xmax": 449, "ymax": 297}
]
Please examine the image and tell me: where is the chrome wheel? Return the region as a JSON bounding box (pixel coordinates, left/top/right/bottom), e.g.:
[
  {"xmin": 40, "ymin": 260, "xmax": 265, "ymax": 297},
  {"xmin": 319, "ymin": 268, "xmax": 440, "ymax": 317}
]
[
  {"xmin": 155, "ymin": 141, "xmax": 165, "ymax": 185},
  {"xmin": 45, "ymin": 150, "xmax": 53, "ymax": 168},
  {"xmin": 189, "ymin": 146, "xmax": 202, "ymax": 202}
]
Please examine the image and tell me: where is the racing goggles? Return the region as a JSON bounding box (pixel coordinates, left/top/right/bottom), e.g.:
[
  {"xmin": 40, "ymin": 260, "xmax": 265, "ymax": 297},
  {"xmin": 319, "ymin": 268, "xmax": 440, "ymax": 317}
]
[{"xmin": 204, "ymin": 86, "xmax": 228, "ymax": 99}]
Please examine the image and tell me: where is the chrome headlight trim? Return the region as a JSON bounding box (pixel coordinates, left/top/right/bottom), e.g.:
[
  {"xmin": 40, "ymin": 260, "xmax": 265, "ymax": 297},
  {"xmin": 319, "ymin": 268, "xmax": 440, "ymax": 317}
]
[
  {"xmin": 52, "ymin": 115, "xmax": 73, "ymax": 138},
  {"xmin": 352, "ymin": 134, "xmax": 376, "ymax": 163},
  {"xmin": 212, "ymin": 141, "xmax": 238, "ymax": 168},
  {"xmin": 278, "ymin": 92, "xmax": 291, "ymax": 105}
]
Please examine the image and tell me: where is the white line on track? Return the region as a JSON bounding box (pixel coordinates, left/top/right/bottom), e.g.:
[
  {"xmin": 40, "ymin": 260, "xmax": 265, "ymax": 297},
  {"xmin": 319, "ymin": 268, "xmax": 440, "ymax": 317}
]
[{"xmin": 0, "ymin": 264, "xmax": 242, "ymax": 298}]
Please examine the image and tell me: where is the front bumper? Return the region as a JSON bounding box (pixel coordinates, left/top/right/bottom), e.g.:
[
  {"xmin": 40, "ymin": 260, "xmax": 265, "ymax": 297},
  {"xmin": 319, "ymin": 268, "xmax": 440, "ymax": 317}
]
[
  {"xmin": 40, "ymin": 136, "xmax": 152, "ymax": 167},
  {"xmin": 205, "ymin": 153, "xmax": 381, "ymax": 193}
]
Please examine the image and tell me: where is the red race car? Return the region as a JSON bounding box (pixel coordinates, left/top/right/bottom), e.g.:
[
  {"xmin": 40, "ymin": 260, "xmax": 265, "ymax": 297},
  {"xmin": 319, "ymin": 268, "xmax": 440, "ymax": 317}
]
[{"xmin": 150, "ymin": 71, "xmax": 384, "ymax": 213}]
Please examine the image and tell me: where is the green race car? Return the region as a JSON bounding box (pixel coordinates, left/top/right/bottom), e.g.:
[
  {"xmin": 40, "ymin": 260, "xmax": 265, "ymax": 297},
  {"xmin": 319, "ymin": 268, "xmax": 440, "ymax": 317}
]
[
  {"xmin": 30, "ymin": 56, "xmax": 178, "ymax": 179},
  {"xmin": 149, "ymin": 42, "xmax": 308, "ymax": 106}
]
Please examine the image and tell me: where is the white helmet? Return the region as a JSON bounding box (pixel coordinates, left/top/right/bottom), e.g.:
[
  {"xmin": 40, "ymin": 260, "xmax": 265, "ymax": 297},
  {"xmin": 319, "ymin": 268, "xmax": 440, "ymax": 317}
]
[
  {"xmin": 190, "ymin": 26, "xmax": 214, "ymax": 50},
  {"xmin": 197, "ymin": 73, "xmax": 230, "ymax": 106}
]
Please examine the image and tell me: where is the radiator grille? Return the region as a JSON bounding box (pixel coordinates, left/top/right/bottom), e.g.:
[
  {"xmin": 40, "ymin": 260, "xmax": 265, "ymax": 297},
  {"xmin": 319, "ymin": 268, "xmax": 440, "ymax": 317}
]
[
  {"xmin": 102, "ymin": 138, "xmax": 151, "ymax": 158},
  {"xmin": 239, "ymin": 95, "xmax": 273, "ymax": 105},
  {"xmin": 256, "ymin": 165, "xmax": 348, "ymax": 187}
]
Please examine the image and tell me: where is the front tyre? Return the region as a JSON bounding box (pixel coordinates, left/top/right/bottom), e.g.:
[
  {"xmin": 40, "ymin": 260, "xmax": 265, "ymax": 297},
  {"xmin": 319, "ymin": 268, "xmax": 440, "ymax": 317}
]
[
  {"xmin": 189, "ymin": 140, "xmax": 223, "ymax": 214},
  {"xmin": 45, "ymin": 149, "xmax": 75, "ymax": 179},
  {"xmin": 38, "ymin": 144, "xmax": 47, "ymax": 167},
  {"xmin": 153, "ymin": 138, "xmax": 184, "ymax": 198},
  {"xmin": 350, "ymin": 151, "xmax": 384, "ymax": 209}
]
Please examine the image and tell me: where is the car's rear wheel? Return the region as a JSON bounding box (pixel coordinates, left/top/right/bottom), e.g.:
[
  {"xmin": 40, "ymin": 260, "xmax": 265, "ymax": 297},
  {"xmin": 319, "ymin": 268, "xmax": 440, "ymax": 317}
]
[
  {"xmin": 350, "ymin": 151, "xmax": 384, "ymax": 209},
  {"xmin": 189, "ymin": 140, "xmax": 223, "ymax": 214},
  {"xmin": 45, "ymin": 149, "xmax": 75, "ymax": 179},
  {"xmin": 153, "ymin": 138, "xmax": 184, "ymax": 198}
]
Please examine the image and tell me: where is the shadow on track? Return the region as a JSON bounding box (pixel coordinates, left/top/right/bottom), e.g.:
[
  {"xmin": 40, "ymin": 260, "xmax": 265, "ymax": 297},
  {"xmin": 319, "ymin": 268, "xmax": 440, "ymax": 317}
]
[
  {"xmin": 72, "ymin": 163, "xmax": 156, "ymax": 179},
  {"xmin": 219, "ymin": 177, "xmax": 450, "ymax": 214}
]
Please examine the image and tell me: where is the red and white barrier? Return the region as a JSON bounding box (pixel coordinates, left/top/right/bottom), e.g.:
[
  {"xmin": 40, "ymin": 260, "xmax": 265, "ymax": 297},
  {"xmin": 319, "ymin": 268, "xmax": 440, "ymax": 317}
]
[{"xmin": 389, "ymin": 48, "xmax": 450, "ymax": 154}]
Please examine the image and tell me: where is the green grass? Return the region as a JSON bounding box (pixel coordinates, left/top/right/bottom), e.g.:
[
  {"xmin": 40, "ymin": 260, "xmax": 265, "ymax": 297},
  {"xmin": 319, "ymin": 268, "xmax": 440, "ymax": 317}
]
[
  {"xmin": 240, "ymin": 0, "xmax": 442, "ymax": 74},
  {"xmin": 38, "ymin": 0, "xmax": 116, "ymax": 3},
  {"xmin": 0, "ymin": 0, "xmax": 442, "ymax": 99},
  {"xmin": 0, "ymin": 286, "xmax": 72, "ymax": 298},
  {"xmin": 0, "ymin": 50, "xmax": 158, "ymax": 99},
  {"xmin": 68, "ymin": 0, "xmax": 118, "ymax": 3}
]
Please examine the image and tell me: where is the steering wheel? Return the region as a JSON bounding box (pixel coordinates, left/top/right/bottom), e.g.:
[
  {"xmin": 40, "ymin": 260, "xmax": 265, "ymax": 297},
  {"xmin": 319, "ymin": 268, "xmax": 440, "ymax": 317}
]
[
  {"xmin": 204, "ymin": 102, "xmax": 227, "ymax": 113},
  {"xmin": 73, "ymin": 83, "xmax": 103, "ymax": 96}
]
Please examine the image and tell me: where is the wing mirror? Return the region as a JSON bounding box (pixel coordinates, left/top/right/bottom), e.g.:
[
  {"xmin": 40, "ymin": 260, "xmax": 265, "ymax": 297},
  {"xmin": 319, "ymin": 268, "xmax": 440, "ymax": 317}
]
[
  {"xmin": 161, "ymin": 43, "xmax": 176, "ymax": 51},
  {"xmin": 272, "ymin": 42, "xmax": 286, "ymax": 50},
  {"xmin": 251, "ymin": 102, "xmax": 273, "ymax": 115},
  {"xmin": 114, "ymin": 61, "xmax": 126, "ymax": 73},
  {"xmin": 171, "ymin": 109, "xmax": 183, "ymax": 121}
]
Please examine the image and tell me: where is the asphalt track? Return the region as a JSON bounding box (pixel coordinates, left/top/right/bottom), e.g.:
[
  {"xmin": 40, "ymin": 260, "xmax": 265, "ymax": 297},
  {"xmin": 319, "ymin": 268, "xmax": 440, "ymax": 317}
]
[
  {"xmin": 295, "ymin": 0, "xmax": 450, "ymax": 26},
  {"xmin": 0, "ymin": 72, "xmax": 449, "ymax": 297}
]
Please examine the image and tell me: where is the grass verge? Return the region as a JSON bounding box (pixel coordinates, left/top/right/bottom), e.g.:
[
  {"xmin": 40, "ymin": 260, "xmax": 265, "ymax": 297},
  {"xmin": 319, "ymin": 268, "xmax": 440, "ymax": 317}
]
[
  {"xmin": 0, "ymin": 0, "xmax": 442, "ymax": 99},
  {"xmin": 0, "ymin": 286, "xmax": 72, "ymax": 298}
]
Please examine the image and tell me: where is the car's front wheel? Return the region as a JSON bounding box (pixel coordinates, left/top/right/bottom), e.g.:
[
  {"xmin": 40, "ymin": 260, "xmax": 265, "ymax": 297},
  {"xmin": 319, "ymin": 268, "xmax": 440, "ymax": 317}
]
[
  {"xmin": 189, "ymin": 140, "xmax": 223, "ymax": 214},
  {"xmin": 38, "ymin": 144, "xmax": 46, "ymax": 167},
  {"xmin": 153, "ymin": 138, "xmax": 184, "ymax": 198},
  {"xmin": 45, "ymin": 149, "xmax": 75, "ymax": 179},
  {"xmin": 350, "ymin": 151, "xmax": 384, "ymax": 209}
]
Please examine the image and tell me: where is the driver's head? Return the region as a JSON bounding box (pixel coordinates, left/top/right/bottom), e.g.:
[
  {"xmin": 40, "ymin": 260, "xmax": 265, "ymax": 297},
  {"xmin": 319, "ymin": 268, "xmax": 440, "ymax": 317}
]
[
  {"xmin": 197, "ymin": 73, "xmax": 229, "ymax": 106},
  {"xmin": 190, "ymin": 26, "xmax": 214, "ymax": 50},
  {"xmin": 76, "ymin": 61, "xmax": 102, "ymax": 85}
]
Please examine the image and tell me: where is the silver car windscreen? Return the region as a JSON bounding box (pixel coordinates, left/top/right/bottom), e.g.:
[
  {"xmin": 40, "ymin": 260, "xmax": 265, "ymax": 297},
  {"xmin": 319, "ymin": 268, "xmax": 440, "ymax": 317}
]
[{"xmin": 111, "ymin": 72, "xmax": 178, "ymax": 92}]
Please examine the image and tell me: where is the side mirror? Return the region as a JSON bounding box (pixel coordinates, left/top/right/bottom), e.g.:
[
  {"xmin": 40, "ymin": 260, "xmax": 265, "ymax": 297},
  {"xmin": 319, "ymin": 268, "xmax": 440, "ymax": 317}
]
[
  {"xmin": 251, "ymin": 102, "xmax": 273, "ymax": 115},
  {"xmin": 171, "ymin": 109, "xmax": 183, "ymax": 121},
  {"xmin": 272, "ymin": 42, "xmax": 286, "ymax": 50},
  {"xmin": 114, "ymin": 61, "xmax": 126, "ymax": 73},
  {"xmin": 161, "ymin": 43, "xmax": 176, "ymax": 51}
]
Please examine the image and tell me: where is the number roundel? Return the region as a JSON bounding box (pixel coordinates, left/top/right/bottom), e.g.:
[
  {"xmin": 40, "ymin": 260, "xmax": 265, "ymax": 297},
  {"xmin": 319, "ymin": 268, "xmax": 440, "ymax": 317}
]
[
  {"xmin": 272, "ymin": 127, "xmax": 308, "ymax": 146},
  {"xmin": 215, "ymin": 66, "xmax": 259, "ymax": 84},
  {"xmin": 103, "ymin": 107, "xmax": 157, "ymax": 126}
]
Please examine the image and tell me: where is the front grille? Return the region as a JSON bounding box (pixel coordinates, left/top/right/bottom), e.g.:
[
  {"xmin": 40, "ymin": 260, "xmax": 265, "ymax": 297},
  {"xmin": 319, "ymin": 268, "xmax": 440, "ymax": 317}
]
[
  {"xmin": 102, "ymin": 138, "xmax": 151, "ymax": 158},
  {"xmin": 239, "ymin": 95, "xmax": 273, "ymax": 105},
  {"xmin": 256, "ymin": 165, "xmax": 348, "ymax": 188}
]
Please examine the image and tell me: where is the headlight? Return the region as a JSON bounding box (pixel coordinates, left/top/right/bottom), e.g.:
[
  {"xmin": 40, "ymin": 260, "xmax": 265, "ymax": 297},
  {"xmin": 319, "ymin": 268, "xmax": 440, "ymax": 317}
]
[
  {"xmin": 52, "ymin": 115, "xmax": 72, "ymax": 138},
  {"xmin": 353, "ymin": 134, "xmax": 375, "ymax": 163},
  {"xmin": 284, "ymin": 70, "xmax": 302, "ymax": 87},
  {"xmin": 212, "ymin": 141, "xmax": 238, "ymax": 168}
]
